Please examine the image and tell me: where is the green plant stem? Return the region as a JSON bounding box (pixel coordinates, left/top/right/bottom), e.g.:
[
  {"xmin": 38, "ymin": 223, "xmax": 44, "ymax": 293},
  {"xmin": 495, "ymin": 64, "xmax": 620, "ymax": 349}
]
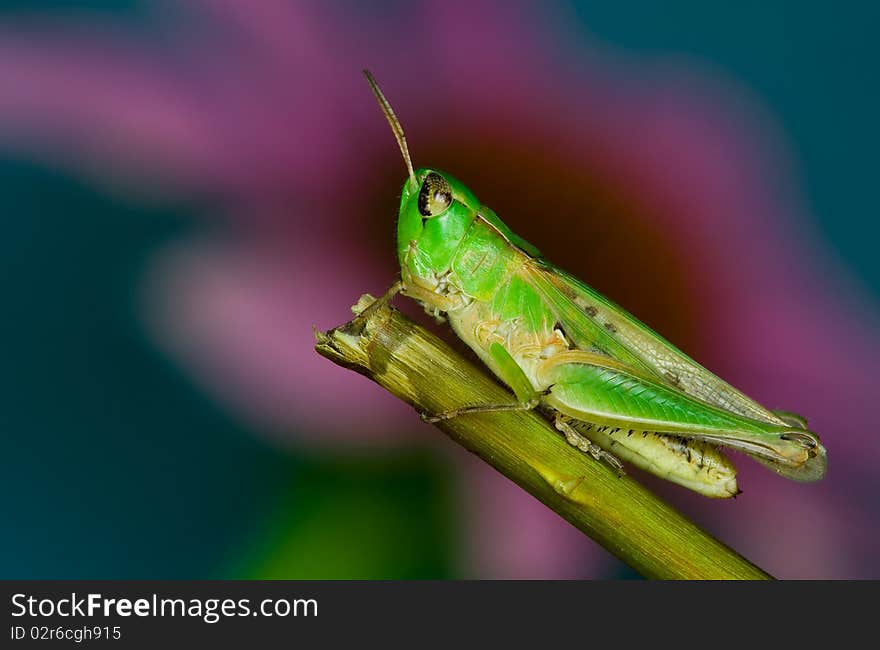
[{"xmin": 315, "ymin": 295, "xmax": 772, "ymax": 580}]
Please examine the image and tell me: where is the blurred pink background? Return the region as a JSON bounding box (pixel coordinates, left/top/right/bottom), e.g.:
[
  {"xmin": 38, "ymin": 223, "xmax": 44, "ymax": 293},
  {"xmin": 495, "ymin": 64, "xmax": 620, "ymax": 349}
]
[{"xmin": 1, "ymin": 1, "xmax": 878, "ymax": 578}]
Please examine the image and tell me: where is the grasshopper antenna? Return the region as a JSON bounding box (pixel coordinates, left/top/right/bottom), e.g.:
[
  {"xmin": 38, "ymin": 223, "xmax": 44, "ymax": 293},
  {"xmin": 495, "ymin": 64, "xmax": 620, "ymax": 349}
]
[{"xmin": 363, "ymin": 69, "xmax": 416, "ymax": 189}]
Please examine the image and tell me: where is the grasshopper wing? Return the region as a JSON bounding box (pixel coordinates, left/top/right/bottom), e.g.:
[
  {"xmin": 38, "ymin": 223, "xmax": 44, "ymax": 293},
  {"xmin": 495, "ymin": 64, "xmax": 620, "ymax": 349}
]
[{"xmin": 523, "ymin": 260, "xmax": 826, "ymax": 481}]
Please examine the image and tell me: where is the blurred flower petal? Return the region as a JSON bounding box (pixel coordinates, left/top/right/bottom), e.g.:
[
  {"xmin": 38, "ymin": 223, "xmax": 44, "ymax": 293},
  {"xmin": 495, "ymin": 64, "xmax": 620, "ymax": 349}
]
[
  {"xmin": 456, "ymin": 452, "xmax": 613, "ymax": 579},
  {"xmin": 142, "ymin": 229, "xmax": 416, "ymax": 446},
  {"xmin": 0, "ymin": 27, "xmax": 220, "ymax": 194}
]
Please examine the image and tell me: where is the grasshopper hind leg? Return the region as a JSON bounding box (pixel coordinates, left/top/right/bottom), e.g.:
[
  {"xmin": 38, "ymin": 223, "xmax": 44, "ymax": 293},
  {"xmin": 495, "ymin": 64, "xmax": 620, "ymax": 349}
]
[{"xmin": 553, "ymin": 413, "xmax": 625, "ymax": 476}]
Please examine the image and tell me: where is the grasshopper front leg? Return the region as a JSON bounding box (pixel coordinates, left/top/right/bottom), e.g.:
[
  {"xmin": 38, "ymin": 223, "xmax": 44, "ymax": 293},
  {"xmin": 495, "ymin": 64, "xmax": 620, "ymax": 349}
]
[
  {"xmin": 352, "ymin": 274, "xmax": 462, "ymax": 329},
  {"xmin": 350, "ymin": 279, "xmax": 403, "ymax": 330}
]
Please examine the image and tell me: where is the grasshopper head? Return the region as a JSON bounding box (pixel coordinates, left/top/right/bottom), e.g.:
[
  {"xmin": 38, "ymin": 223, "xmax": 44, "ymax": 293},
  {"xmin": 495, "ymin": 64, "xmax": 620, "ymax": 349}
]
[{"xmin": 397, "ymin": 168, "xmax": 481, "ymax": 281}]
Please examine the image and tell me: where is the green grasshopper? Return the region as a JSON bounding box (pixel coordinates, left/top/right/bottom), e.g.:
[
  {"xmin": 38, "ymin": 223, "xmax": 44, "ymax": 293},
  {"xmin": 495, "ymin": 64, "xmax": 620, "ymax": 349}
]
[{"xmin": 361, "ymin": 70, "xmax": 826, "ymax": 498}]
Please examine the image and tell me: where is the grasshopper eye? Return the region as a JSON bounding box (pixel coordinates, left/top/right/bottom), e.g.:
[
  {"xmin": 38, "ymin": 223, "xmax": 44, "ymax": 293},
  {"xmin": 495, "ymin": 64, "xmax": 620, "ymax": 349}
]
[{"xmin": 418, "ymin": 172, "xmax": 453, "ymax": 217}]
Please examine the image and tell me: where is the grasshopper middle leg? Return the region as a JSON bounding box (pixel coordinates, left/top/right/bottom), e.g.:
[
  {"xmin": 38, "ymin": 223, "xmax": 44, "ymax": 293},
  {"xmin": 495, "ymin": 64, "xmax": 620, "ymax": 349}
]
[
  {"xmin": 420, "ymin": 342, "xmax": 544, "ymax": 422},
  {"xmin": 421, "ymin": 395, "xmax": 542, "ymax": 423}
]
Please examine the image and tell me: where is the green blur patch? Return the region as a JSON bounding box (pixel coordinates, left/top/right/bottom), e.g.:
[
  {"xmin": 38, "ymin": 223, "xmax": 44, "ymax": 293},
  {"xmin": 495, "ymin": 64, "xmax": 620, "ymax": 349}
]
[{"xmin": 227, "ymin": 452, "xmax": 457, "ymax": 579}]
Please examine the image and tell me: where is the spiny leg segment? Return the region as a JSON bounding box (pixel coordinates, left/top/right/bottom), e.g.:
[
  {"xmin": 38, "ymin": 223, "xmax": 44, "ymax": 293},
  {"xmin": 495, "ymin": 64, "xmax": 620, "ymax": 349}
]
[{"xmin": 554, "ymin": 413, "xmax": 625, "ymax": 475}]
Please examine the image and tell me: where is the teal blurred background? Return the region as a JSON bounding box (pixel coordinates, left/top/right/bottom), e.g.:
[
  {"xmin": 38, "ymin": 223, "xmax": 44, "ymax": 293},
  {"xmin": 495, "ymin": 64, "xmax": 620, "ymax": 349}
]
[{"xmin": 1, "ymin": 1, "xmax": 877, "ymax": 579}]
